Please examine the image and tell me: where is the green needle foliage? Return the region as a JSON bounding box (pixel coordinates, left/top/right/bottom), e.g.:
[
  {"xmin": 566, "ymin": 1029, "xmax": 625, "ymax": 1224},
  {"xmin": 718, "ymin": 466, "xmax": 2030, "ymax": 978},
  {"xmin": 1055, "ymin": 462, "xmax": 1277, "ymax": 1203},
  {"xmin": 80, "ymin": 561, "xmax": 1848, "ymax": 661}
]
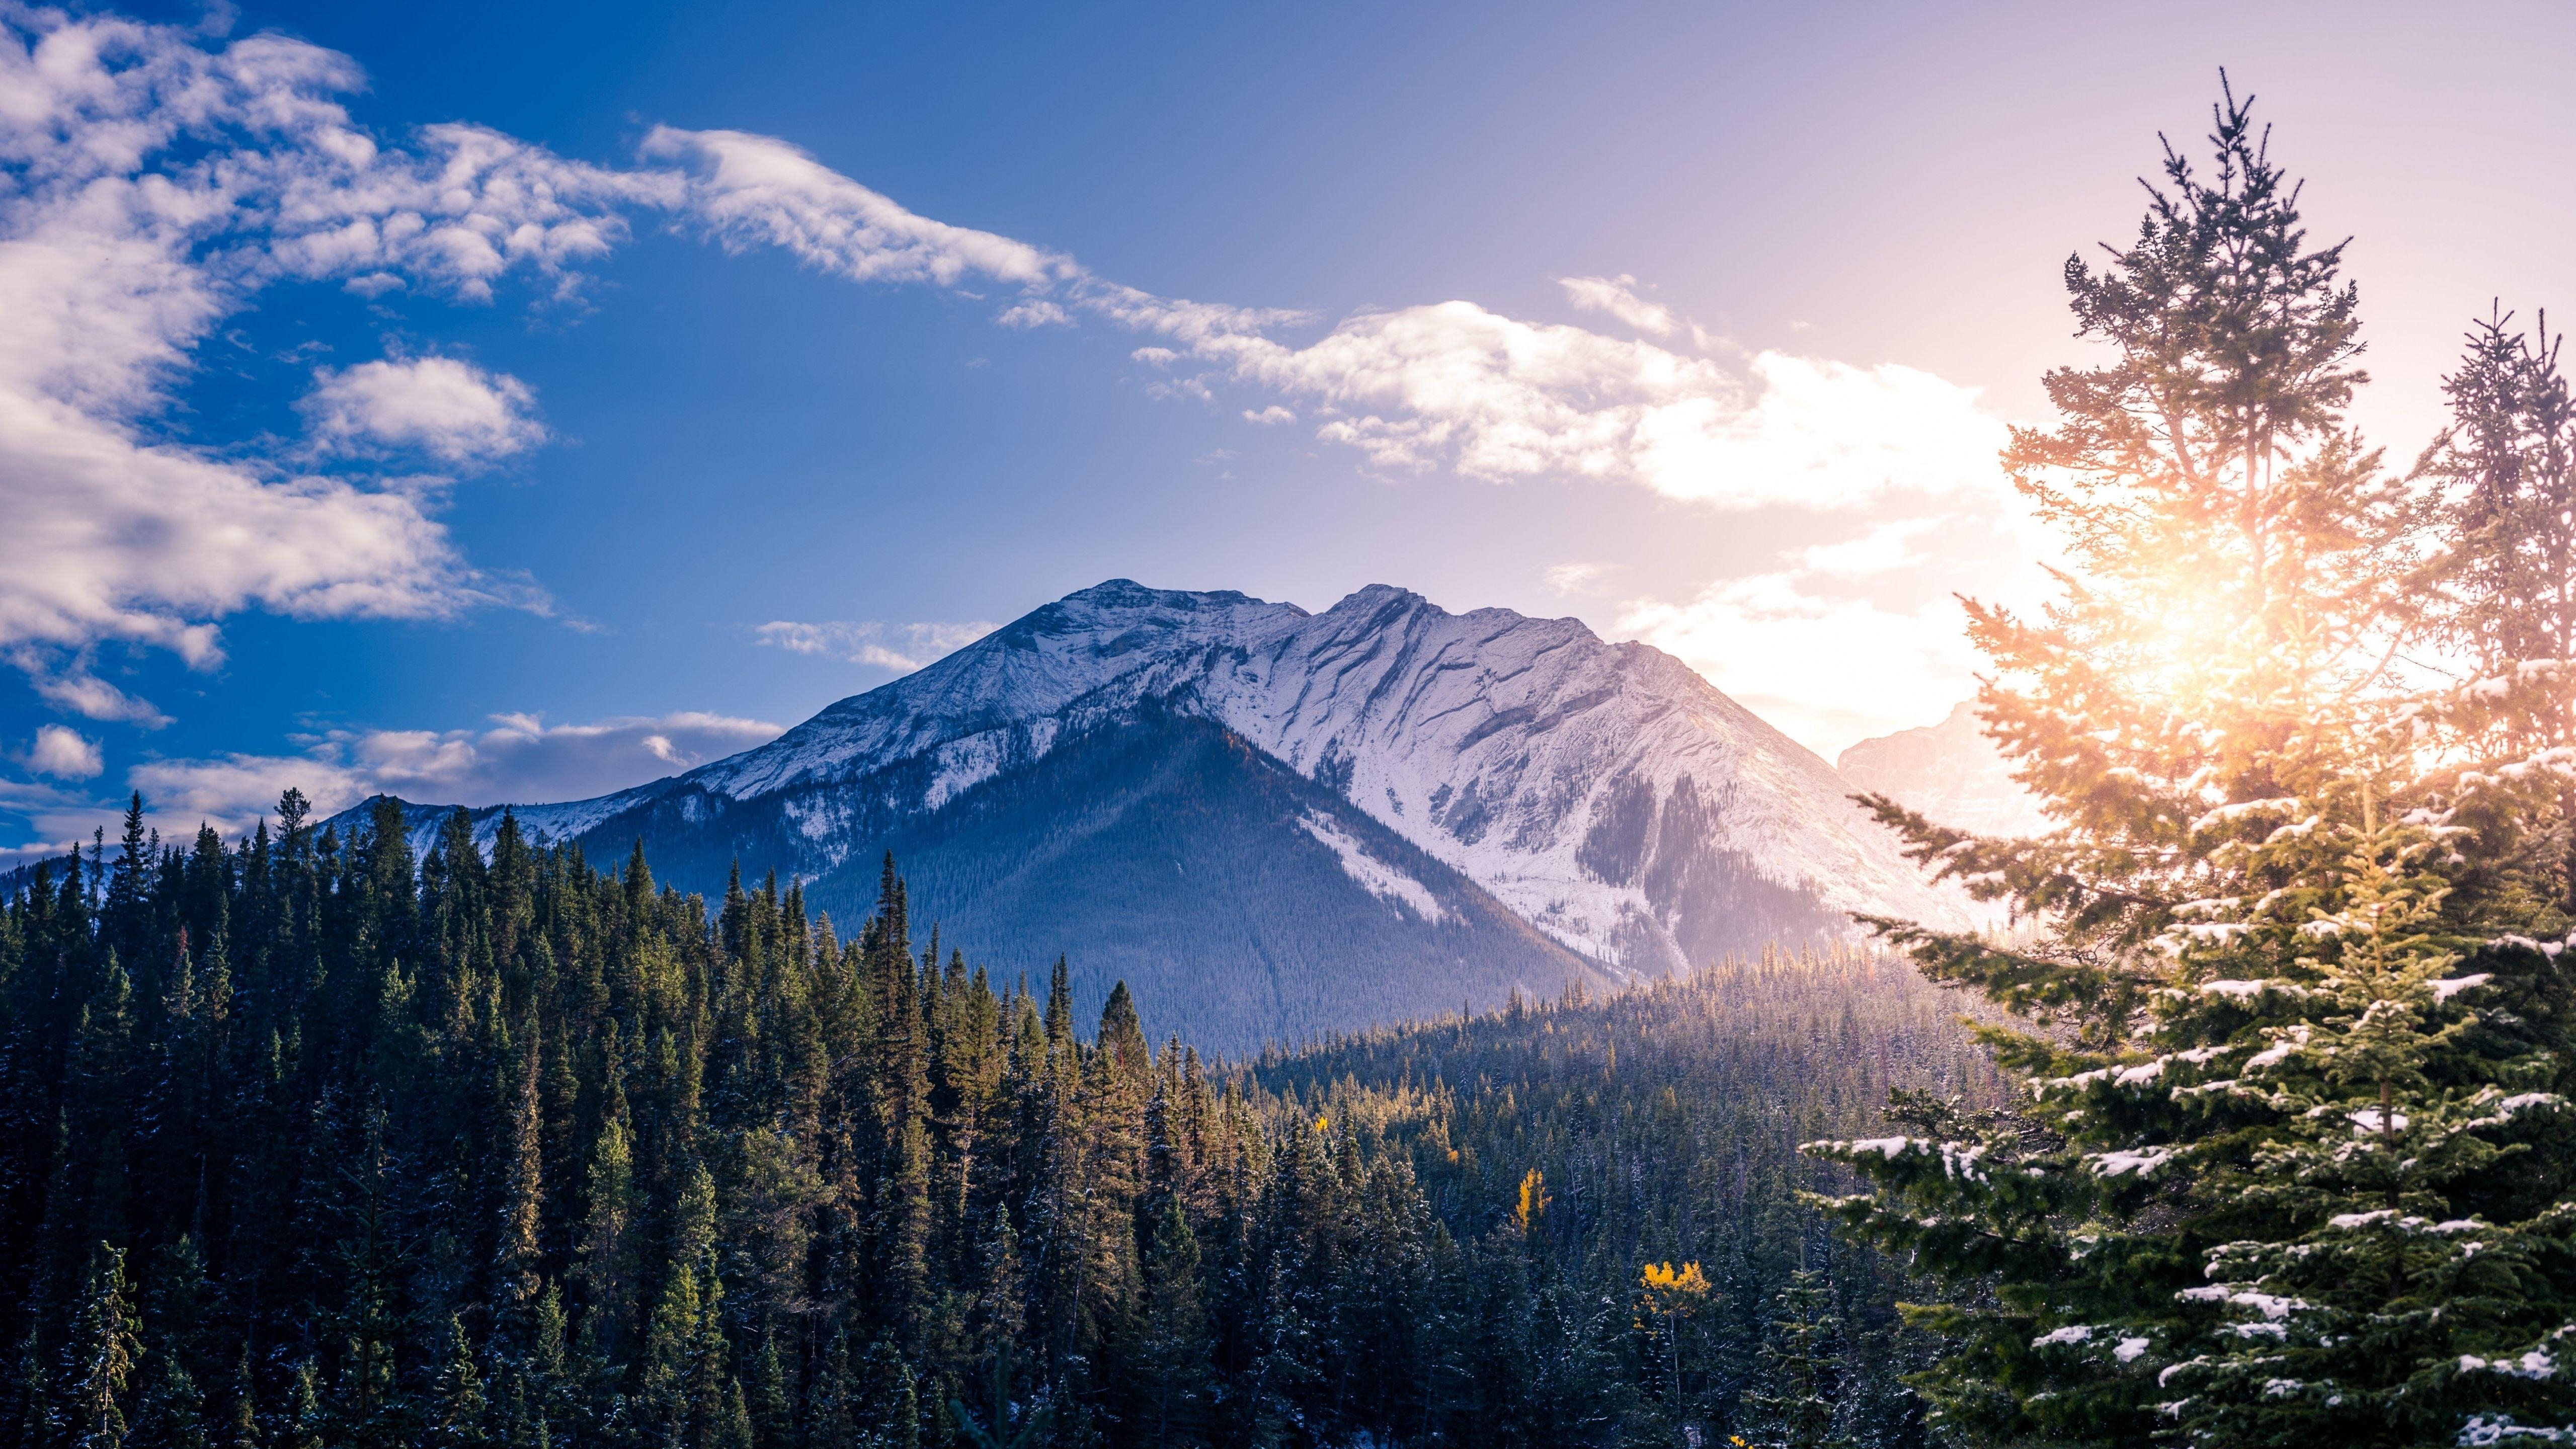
[
  {"xmin": 0, "ymin": 780, "xmax": 1990, "ymax": 1446},
  {"xmin": 1813, "ymin": 77, "xmax": 2576, "ymax": 1449}
]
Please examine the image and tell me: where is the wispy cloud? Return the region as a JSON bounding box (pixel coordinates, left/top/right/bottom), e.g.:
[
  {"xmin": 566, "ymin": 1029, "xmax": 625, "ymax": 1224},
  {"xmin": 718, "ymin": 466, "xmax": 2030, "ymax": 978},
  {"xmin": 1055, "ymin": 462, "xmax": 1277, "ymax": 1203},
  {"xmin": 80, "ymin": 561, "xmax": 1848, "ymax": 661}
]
[
  {"xmin": 753, "ymin": 619, "xmax": 998, "ymax": 673},
  {"xmin": 20, "ymin": 663, "xmax": 173, "ymax": 727},
  {"xmin": 0, "ymin": 706, "xmax": 786, "ymax": 868},
  {"xmin": 1544, "ymin": 561, "xmax": 1612, "ymax": 595},
  {"xmin": 998, "ymin": 300, "xmax": 1072, "ymax": 328},
  {"xmin": 638, "ymin": 126, "xmax": 1068, "ymax": 289},
  {"xmin": 1199, "ymin": 312, "xmax": 2007, "ymax": 509},
  {"xmin": 1788, "ymin": 516, "xmax": 1944, "ymax": 578},
  {"xmin": 1558, "ymin": 274, "xmax": 1676, "ymax": 336},
  {"xmin": 616, "ymin": 116, "xmax": 2009, "ymax": 515},
  {"xmin": 123, "ymin": 711, "xmax": 784, "ymax": 833}
]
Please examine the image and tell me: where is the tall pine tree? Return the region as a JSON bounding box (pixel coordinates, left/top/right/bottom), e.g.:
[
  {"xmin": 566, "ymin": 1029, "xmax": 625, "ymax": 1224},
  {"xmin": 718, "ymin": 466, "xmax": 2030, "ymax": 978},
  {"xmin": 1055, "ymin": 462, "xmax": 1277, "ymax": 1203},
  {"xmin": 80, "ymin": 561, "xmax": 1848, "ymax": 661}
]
[{"xmin": 1811, "ymin": 78, "xmax": 2576, "ymax": 1448}]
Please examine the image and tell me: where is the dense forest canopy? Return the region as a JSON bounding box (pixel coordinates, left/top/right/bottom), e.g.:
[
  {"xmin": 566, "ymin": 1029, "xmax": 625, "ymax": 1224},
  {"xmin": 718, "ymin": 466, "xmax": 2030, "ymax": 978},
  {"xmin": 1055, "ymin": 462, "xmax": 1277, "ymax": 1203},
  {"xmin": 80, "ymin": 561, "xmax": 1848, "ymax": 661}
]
[{"xmin": 0, "ymin": 792, "xmax": 1990, "ymax": 1448}]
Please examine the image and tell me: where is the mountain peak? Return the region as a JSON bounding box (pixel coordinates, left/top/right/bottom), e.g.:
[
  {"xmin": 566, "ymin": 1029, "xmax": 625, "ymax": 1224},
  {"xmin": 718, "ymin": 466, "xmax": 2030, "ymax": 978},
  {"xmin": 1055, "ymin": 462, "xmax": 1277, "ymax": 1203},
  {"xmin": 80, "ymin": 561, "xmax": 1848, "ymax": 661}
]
[
  {"xmin": 330, "ymin": 579, "xmax": 1964, "ymax": 1014},
  {"xmin": 1056, "ymin": 578, "xmax": 1264, "ymax": 609},
  {"xmin": 1328, "ymin": 582, "xmax": 1430, "ymax": 611}
]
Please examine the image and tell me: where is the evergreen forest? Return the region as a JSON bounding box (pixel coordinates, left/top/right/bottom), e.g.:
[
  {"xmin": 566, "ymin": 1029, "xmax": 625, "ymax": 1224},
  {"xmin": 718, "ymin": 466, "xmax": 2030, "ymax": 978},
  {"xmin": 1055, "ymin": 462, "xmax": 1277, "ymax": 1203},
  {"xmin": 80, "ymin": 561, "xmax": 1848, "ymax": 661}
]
[{"xmin": 0, "ymin": 794, "xmax": 1989, "ymax": 1448}]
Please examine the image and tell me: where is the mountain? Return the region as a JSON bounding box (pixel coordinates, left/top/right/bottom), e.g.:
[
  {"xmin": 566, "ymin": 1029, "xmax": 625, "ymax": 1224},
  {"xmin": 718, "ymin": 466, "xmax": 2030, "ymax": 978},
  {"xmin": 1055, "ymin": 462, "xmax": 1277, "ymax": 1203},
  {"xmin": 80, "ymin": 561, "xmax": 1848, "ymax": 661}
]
[
  {"xmin": 1837, "ymin": 699, "xmax": 2051, "ymax": 837},
  {"xmin": 331, "ymin": 580, "xmax": 1962, "ymax": 1045}
]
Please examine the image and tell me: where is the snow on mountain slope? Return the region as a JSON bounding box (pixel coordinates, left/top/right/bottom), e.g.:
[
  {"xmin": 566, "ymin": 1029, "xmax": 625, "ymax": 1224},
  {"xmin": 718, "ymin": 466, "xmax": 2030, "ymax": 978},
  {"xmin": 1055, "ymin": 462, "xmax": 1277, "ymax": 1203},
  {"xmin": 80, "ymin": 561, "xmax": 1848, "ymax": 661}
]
[
  {"xmin": 355, "ymin": 580, "xmax": 1963, "ymax": 974},
  {"xmin": 1191, "ymin": 583, "xmax": 1964, "ymax": 968},
  {"xmin": 1838, "ymin": 700, "xmax": 2052, "ymax": 838}
]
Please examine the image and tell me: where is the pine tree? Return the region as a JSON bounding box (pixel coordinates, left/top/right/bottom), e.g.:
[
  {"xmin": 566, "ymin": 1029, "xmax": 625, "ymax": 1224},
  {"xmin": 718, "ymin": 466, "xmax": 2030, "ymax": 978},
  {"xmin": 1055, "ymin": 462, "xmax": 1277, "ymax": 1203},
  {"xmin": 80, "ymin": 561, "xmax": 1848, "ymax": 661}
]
[
  {"xmin": 744, "ymin": 1331, "xmax": 789, "ymax": 1449},
  {"xmin": 709, "ymin": 1376, "xmax": 753, "ymax": 1449},
  {"xmin": 684, "ymin": 1276, "xmax": 738, "ymax": 1449},
  {"xmin": 64, "ymin": 1242, "xmax": 138, "ymax": 1449},
  {"xmin": 2419, "ymin": 306, "xmax": 2576, "ymax": 899},
  {"xmin": 575, "ymin": 1039, "xmax": 639, "ymax": 1367},
  {"xmin": 284, "ymin": 1360, "xmax": 325, "ymax": 1449},
  {"xmin": 947, "ymin": 1340, "xmax": 1048, "ymax": 1449},
  {"xmin": 1810, "ymin": 78, "xmax": 2576, "ymax": 1448},
  {"xmin": 858, "ymin": 1340, "xmax": 920, "ymax": 1449},
  {"xmin": 1740, "ymin": 1270, "xmax": 1840, "ymax": 1449},
  {"xmin": 808, "ymin": 1327, "xmax": 856, "ymax": 1449},
  {"xmin": 638, "ymin": 1165, "xmax": 716, "ymax": 1443},
  {"xmin": 332, "ymin": 1114, "xmax": 410, "ymax": 1448},
  {"xmin": 429, "ymin": 1313, "xmax": 491, "ymax": 1449},
  {"xmin": 524, "ymin": 1282, "xmax": 574, "ymax": 1445},
  {"xmin": 1131, "ymin": 1199, "xmax": 1212, "ymax": 1446},
  {"xmin": 127, "ymin": 1346, "xmax": 207, "ymax": 1449},
  {"xmin": 220, "ymin": 1350, "xmax": 258, "ymax": 1449},
  {"xmin": 2422, "ymin": 306, "xmax": 2576, "ymax": 740},
  {"xmin": 14, "ymin": 1321, "xmax": 53, "ymax": 1449},
  {"xmin": 494, "ymin": 1040, "xmax": 546, "ymax": 1346}
]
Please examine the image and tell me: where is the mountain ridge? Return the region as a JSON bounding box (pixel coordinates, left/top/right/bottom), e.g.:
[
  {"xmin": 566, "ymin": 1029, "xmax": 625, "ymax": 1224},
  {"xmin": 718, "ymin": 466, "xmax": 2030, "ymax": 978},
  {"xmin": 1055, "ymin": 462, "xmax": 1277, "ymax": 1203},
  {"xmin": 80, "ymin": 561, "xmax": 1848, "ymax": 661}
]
[{"xmin": 324, "ymin": 579, "xmax": 1964, "ymax": 1041}]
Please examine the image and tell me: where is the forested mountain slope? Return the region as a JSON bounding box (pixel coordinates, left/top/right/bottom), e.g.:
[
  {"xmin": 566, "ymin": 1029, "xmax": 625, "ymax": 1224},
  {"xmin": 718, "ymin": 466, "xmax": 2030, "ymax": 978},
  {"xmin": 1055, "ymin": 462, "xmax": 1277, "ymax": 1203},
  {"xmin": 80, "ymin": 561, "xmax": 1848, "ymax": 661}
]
[{"xmin": 0, "ymin": 797, "xmax": 1991, "ymax": 1447}]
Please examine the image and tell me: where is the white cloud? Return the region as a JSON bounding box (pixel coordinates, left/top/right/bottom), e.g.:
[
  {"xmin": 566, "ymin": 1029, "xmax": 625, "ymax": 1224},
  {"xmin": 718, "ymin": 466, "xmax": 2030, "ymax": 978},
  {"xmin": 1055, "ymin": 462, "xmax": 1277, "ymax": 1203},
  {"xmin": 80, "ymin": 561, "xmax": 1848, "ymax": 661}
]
[
  {"xmin": 0, "ymin": 765, "xmax": 91, "ymax": 867},
  {"xmin": 1619, "ymin": 574, "xmax": 1980, "ymax": 759},
  {"xmin": 1172, "ymin": 303, "xmax": 2010, "ymax": 510},
  {"xmin": 27, "ymin": 725, "xmax": 102, "ymax": 779},
  {"xmin": 302, "ymin": 357, "xmax": 546, "ymax": 463},
  {"xmin": 1243, "ymin": 405, "xmax": 1296, "ymax": 424},
  {"xmin": 123, "ymin": 710, "xmax": 786, "ymax": 835},
  {"xmin": 606, "ymin": 127, "xmax": 2015, "ymax": 517},
  {"xmin": 1558, "ymin": 274, "xmax": 1676, "ymax": 335},
  {"xmin": 998, "ymin": 299, "xmax": 1071, "ymax": 328},
  {"xmin": 639, "ymin": 126, "xmax": 1068, "ymax": 289},
  {"xmin": 1612, "ymin": 513, "xmax": 2052, "ymax": 757},
  {"xmin": 0, "ymin": 8, "xmax": 674, "ymax": 714},
  {"xmin": 1545, "ymin": 561, "xmax": 1610, "ymax": 595},
  {"xmin": 22, "ymin": 663, "xmax": 173, "ymax": 726},
  {"xmin": 1146, "ymin": 375, "xmax": 1214, "ymax": 404},
  {"xmin": 754, "ymin": 619, "xmax": 997, "ymax": 673},
  {"xmin": 1789, "ymin": 516, "xmax": 1943, "ymax": 578},
  {"xmin": 0, "ymin": 841, "xmax": 81, "ymax": 873}
]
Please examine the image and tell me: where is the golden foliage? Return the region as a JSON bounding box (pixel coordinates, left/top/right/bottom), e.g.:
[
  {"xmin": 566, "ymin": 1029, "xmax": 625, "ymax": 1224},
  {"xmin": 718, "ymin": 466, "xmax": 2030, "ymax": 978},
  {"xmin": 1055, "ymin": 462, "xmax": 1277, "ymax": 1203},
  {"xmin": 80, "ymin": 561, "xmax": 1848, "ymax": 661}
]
[
  {"xmin": 1513, "ymin": 1167, "xmax": 1549, "ymax": 1231},
  {"xmin": 1634, "ymin": 1259, "xmax": 1712, "ymax": 1336},
  {"xmin": 1638, "ymin": 1259, "xmax": 1709, "ymax": 1298}
]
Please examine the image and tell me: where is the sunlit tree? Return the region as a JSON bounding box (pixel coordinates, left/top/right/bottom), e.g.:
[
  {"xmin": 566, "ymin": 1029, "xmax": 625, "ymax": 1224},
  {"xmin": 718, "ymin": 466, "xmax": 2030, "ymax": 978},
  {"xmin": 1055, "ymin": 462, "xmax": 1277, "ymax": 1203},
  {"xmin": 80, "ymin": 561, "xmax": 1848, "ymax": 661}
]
[
  {"xmin": 1813, "ymin": 77, "xmax": 2576, "ymax": 1447},
  {"xmin": 66, "ymin": 1244, "xmax": 138, "ymax": 1449},
  {"xmin": 1635, "ymin": 1259, "xmax": 1711, "ymax": 1422}
]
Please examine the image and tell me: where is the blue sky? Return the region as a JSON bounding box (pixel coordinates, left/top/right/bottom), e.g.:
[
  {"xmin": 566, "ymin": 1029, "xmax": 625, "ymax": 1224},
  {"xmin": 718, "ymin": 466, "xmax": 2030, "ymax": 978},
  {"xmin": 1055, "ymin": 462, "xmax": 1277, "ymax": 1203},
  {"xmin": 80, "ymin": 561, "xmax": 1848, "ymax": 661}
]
[{"xmin": 6, "ymin": 0, "xmax": 2574, "ymax": 858}]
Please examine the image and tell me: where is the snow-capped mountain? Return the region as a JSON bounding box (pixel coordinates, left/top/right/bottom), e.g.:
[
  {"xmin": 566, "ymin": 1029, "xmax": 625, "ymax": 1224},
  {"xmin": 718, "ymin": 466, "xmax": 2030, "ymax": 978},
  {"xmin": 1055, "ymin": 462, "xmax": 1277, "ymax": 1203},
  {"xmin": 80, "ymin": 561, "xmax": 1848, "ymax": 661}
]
[
  {"xmin": 337, "ymin": 580, "xmax": 1963, "ymax": 1042},
  {"xmin": 1837, "ymin": 700, "xmax": 2051, "ymax": 838}
]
